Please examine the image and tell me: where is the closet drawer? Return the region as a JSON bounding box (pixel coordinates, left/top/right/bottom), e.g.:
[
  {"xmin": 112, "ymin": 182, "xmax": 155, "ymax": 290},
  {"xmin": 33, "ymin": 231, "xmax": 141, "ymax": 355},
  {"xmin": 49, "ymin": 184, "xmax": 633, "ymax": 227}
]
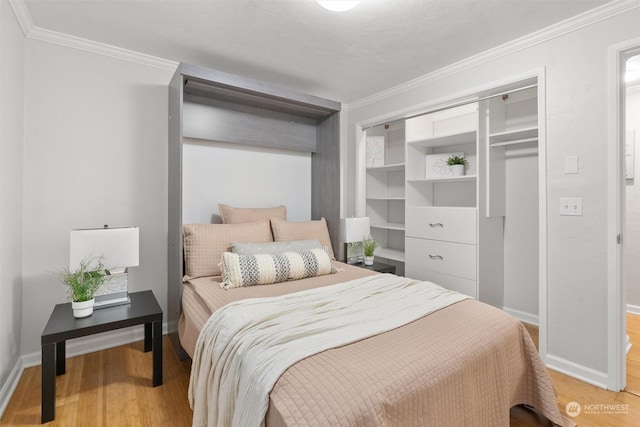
[
  {"xmin": 405, "ymin": 266, "xmax": 477, "ymax": 299},
  {"xmin": 406, "ymin": 237, "xmax": 476, "ymax": 280},
  {"xmin": 406, "ymin": 207, "xmax": 476, "ymax": 244}
]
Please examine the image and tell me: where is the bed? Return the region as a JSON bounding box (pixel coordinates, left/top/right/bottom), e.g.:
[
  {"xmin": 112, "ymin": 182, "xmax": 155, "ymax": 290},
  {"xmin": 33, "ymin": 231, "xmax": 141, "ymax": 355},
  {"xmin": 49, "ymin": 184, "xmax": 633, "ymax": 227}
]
[{"xmin": 177, "ymin": 211, "xmax": 574, "ymax": 427}]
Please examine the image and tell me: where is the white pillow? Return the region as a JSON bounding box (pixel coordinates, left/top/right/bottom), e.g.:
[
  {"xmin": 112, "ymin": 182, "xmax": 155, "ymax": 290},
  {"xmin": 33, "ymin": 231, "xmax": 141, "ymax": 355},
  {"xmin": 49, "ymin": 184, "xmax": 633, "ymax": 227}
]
[{"xmin": 230, "ymin": 239, "xmax": 322, "ymax": 255}]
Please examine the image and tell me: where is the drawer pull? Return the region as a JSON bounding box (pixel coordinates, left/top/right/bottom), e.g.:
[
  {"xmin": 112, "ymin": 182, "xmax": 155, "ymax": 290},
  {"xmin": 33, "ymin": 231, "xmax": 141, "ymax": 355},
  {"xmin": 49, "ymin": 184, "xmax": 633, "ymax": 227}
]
[
  {"xmin": 429, "ymin": 223, "xmax": 444, "ymax": 228},
  {"xmin": 429, "ymin": 255, "xmax": 444, "ymax": 260}
]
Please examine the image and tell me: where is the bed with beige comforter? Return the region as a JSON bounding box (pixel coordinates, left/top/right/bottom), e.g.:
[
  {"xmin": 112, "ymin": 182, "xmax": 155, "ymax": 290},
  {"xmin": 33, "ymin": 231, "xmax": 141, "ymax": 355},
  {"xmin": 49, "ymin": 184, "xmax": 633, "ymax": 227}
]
[{"xmin": 180, "ymin": 263, "xmax": 573, "ymax": 427}]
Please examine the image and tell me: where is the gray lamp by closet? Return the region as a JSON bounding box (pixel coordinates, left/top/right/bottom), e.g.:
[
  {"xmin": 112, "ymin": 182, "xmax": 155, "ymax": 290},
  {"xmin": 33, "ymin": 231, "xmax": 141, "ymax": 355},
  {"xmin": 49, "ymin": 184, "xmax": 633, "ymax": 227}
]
[
  {"xmin": 340, "ymin": 217, "xmax": 370, "ymax": 264},
  {"xmin": 69, "ymin": 225, "xmax": 139, "ymax": 309}
]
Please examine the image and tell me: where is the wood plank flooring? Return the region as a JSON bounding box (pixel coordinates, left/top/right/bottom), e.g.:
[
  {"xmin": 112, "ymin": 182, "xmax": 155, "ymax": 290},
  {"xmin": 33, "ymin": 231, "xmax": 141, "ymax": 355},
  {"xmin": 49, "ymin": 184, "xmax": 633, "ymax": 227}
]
[{"xmin": 1, "ymin": 317, "xmax": 639, "ymax": 426}]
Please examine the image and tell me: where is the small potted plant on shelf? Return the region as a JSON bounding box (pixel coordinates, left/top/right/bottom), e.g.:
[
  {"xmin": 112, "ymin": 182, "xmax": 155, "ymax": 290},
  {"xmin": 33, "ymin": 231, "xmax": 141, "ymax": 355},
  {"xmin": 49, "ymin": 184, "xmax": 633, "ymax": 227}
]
[
  {"xmin": 363, "ymin": 236, "xmax": 378, "ymax": 266},
  {"xmin": 446, "ymin": 154, "xmax": 467, "ymax": 176},
  {"xmin": 58, "ymin": 256, "xmax": 108, "ymax": 318}
]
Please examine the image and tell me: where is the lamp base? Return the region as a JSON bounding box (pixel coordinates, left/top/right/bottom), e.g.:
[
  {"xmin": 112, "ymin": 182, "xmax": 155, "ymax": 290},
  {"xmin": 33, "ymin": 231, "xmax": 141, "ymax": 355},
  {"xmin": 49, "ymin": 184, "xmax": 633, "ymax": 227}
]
[{"xmin": 94, "ymin": 272, "xmax": 130, "ymax": 309}]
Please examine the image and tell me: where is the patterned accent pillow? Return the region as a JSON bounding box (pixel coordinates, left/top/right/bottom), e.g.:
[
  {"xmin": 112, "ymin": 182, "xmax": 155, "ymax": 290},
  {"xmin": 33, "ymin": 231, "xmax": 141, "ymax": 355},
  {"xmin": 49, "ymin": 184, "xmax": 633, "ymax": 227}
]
[
  {"xmin": 219, "ymin": 248, "xmax": 338, "ymax": 289},
  {"xmin": 231, "ymin": 239, "xmax": 322, "ymax": 255}
]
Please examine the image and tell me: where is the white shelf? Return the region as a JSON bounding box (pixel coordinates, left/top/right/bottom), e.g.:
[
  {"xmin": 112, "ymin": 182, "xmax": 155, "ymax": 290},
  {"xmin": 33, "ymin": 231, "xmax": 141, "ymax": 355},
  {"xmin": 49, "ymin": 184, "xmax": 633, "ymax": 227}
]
[
  {"xmin": 407, "ymin": 130, "xmax": 476, "ymax": 148},
  {"xmin": 366, "ymin": 163, "xmax": 405, "ymax": 172},
  {"xmin": 374, "ymin": 247, "xmax": 405, "ymax": 262},
  {"xmin": 489, "ymin": 127, "xmax": 538, "ymax": 145},
  {"xmin": 370, "ymin": 222, "xmax": 405, "ymax": 231},
  {"xmin": 407, "ymin": 175, "xmax": 477, "ymax": 184},
  {"xmin": 366, "ymin": 196, "xmax": 406, "ymax": 201}
]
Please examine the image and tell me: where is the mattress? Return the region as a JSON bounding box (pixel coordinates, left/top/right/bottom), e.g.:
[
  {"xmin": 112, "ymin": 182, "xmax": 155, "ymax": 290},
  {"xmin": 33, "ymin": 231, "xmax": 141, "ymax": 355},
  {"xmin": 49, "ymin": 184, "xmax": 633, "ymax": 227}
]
[{"xmin": 180, "ymin": 263, "xmax": 573, "ymax": 427}]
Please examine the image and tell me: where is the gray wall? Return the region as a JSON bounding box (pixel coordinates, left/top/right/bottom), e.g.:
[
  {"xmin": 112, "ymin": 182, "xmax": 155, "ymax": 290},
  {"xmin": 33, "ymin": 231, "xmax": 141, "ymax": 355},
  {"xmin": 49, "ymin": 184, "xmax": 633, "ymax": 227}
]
[
  {"xmin": 344, "ymin": 7, "xmax": 639, "ymax": 384},
  {"xmin": 0, "ymin": 0, "xmax": 25, "ymax": 409},
  {"xmin": 19, "ymin": 38, "xmax": 174, "ymax": 357}
]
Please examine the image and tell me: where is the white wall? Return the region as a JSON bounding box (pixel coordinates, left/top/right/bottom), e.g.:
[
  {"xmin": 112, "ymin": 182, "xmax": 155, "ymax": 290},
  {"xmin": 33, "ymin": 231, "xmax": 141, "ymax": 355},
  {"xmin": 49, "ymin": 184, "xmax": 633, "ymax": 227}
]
[
  {"xmin": 20, "ymin": 39, "xmax": 174, "ymax": 357},
  {"xmin": 503, "ymin": 150, "xmax": 539, "ymax": 320},
  {"xmin": 182, "ymin": 140, "xmax": 311, "ymax": 224},
  {"xmin": 344, "ymin": 6, "xmax": 639, "ymax": 384},
  {"xmin": 0, "ymin": 0, "xmax": 25, "ymax": 413},
  {"xmin": 625, "ymin": 83, "xmax": 640, "ymax": 310}
]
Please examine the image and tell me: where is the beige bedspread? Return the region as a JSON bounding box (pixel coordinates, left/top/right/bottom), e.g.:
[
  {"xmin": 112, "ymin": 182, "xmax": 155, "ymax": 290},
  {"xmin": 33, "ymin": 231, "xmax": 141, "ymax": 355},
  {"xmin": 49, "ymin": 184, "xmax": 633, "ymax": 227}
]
[{"xmin": 180, "ymin": 263, "xmax": 574, "ymax": 427}]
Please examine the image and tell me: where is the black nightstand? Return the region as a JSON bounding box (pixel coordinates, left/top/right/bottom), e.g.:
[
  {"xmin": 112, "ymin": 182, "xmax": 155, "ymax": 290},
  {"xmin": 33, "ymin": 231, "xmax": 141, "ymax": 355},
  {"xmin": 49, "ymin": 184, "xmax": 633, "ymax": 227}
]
[
  {"xmin": 41, "ymin": 290, "xmax": 163, "ymax": 423},
  {"xmin": 352, "ymin": 260, "xmax": 396, "ymax": 274}
]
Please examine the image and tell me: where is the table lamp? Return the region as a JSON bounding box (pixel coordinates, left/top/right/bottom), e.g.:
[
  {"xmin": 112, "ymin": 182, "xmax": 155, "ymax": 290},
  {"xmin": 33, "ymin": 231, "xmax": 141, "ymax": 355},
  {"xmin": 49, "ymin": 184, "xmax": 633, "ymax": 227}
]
[
  {"xmin": 70, "ymin": 225, "xmax": 139, "ymax": 308},
  {"xmin": 340, "ymin": 217, "xmax": 370, "ymax": 264}
]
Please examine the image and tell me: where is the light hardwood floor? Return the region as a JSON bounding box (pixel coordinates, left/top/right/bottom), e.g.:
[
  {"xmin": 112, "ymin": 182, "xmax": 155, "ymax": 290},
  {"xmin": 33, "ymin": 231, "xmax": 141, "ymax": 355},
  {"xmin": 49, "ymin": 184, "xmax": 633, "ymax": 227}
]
[{"xmin": 2, "ymin": 318, "xmax": 639, "ymax": 426}]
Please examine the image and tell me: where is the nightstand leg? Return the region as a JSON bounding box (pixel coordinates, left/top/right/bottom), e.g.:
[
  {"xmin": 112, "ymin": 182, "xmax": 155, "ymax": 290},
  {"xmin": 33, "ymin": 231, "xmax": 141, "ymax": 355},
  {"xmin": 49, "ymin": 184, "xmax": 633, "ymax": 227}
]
[
  {"xmin": 144, "ymin": 323, "xmax": 152, "ymax": 352},
  {"xmin": 41, "ymin": 343, "xmax": 55, "ymax": 423},
  {"xmin": 152, "ymin": 320, "xmax": 162, "ymax": 386},
  {"xmin": 55, "ymin": 341, "xmax": 65, "ymax": 375}
]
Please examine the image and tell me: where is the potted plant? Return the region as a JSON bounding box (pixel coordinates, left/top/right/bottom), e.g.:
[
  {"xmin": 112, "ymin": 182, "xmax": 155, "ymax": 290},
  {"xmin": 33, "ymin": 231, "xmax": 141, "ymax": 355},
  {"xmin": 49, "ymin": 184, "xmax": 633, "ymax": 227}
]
[
  {"xmin": 446, "ymin": 154, "xmax": 467, "ymax": 176},
  {"xmin": 363, "ymin": 237, "xmax": 378, "ymax": 265},
  {"xmin": 58, "ymin": 257, "xmax": 108, "ymax": 318}
]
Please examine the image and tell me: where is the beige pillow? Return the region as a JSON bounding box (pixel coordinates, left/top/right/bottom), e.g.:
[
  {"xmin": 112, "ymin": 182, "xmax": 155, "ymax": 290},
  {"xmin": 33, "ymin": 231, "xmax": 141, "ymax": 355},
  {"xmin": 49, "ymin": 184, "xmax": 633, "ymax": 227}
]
[
  {"xmin": 270, "ymin": 217, "xmax": 335, "ymax": 260},
  {"xmin": 183, "ymin": 220, "xmax": 273, "ymax": 279},
  {"xmin": 218, "ymin": 204, "xmax": 287, "ymax": 224}
]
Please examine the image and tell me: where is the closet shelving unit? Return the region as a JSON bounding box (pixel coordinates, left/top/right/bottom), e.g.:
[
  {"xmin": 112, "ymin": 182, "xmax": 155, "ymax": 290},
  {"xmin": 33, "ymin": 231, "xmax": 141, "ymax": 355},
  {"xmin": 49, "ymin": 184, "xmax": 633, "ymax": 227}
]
[
  {"xmin": 404, "ymin": 104, "xmax": 486, "ymax": 299},
  {"xmin": 364, "ymin": 122, "xmax": 406, "ymax": 271}
]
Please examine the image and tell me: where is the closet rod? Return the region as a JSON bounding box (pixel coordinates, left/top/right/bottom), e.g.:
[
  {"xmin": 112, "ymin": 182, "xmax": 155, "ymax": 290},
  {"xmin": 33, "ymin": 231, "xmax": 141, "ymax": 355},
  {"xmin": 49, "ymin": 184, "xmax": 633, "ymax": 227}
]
[
  {"xmin": 490, "ymin": 137, "xmax": 538, "ymax": 147},
  {"xmin": 362, "ymin": 83, "xmax": 537, "ymax": 131}
]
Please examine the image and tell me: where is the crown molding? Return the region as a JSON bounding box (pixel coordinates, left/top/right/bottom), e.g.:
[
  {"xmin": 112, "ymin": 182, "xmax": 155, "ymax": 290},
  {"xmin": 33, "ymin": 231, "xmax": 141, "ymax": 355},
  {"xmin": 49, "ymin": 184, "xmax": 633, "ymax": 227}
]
[
  {"xmin": 347, "ymin": 0, "xmax": 639, "ymax": 110},
  {"xmin": 28, "ymin": 27, "xmax": 178, "ymax": 71},
  {"xmin": 8, "ymin": 0, "xmax": 33, "ymax": 36},
  {"xmin": 7, "ymin": 0, "xmax": 178, "ymax": 72}
]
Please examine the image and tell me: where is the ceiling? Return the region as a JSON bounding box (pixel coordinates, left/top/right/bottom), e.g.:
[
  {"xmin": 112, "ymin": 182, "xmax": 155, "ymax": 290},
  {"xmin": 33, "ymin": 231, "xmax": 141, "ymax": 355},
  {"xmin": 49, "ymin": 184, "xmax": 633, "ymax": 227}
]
[{"xmin": 22, "ymin": 0, "xmax": 612, "ymax": 103}]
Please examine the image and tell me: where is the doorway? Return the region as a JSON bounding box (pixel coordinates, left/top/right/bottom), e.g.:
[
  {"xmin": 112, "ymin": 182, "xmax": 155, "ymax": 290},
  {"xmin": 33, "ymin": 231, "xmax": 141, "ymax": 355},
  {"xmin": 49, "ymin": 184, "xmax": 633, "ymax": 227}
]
[
  {"xmin": 609, "ymin": 39, "xmax": 640, "ymax": 392},
  {"xmin": 624, "ymin": 52, "xmax": 640, "ymax": 396}
]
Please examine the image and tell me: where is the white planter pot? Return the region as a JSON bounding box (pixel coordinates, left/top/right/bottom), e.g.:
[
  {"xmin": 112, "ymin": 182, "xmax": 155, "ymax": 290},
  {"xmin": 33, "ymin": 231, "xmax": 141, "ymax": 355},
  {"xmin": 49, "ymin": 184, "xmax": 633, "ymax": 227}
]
[
  {"xmin": 364, "ymin": 256, "xmax": 374, "ymax": 266},
  {"xmin": 450, "ymin": 164, "xmax": 465, "ymax": 176},
  {"xmin": 72, "ymin": 298, "xmax": 95, "ymax": 318}
]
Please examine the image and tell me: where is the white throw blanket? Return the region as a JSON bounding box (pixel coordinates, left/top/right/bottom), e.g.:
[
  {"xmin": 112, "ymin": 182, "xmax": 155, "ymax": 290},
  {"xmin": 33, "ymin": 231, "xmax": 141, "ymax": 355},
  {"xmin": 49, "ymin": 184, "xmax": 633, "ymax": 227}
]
[{"xmin": 189, "ymin": 274, "xmax": 469, "ymax": 427}]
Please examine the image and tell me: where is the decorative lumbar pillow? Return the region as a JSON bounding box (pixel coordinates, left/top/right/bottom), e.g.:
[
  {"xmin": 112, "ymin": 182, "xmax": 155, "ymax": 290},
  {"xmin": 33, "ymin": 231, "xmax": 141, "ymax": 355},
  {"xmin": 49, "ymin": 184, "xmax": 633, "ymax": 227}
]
[
  {"xmin": 218, "ymin": 204, "xmax": 287, "ymax": 224},
  {"xmin": 182, "ymin": 220, "xmax": 273, "ymax": 279},
  {"xmin": 231, "ymin": 239, "xmax": 322, "ymax": 256},
  {"xmin": 270, "ymin": 217, "xmax": 335, "ymax": 259},
  {"xmin": 220, "ymin": 248, "xmax": 339, "ymax": 289}
]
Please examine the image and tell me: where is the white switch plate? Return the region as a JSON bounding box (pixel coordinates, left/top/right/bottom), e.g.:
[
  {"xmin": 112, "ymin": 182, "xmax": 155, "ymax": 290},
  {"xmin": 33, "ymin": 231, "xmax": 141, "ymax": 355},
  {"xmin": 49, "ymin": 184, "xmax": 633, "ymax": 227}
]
[
  {"xmin": 564, "ymin": 156, "xmax": 579, "ymax": 174},
  {"xmin": 560, "ymin": 197, "xmax": 583, "ymax": 216}
]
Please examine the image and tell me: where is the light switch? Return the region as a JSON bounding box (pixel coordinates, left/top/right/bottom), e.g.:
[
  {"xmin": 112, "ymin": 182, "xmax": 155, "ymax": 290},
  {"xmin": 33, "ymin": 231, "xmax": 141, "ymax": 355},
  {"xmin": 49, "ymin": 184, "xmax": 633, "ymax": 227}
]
[
  {"xmin": 564, "ymin": 156, "xmax": 579, "ymax": 174},
  {"xmin": 560, "ymin": 197, "xmax": 583, "ymax": 216}
]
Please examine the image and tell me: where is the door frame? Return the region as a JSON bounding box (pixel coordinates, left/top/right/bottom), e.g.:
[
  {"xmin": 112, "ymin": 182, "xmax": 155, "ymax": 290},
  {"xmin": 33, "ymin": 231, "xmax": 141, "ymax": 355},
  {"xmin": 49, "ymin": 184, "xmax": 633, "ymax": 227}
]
[{"xmin": 607, "ymin": 37, "xmax": 640, "ymax": 391}]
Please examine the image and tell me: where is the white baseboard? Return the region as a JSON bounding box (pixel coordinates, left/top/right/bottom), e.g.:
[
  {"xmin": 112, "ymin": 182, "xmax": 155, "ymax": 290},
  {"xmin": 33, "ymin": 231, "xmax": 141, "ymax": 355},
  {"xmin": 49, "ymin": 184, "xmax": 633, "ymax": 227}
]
[
  {"xmin": 545, "ymin": 354, "xmax": 609, "ymax": 390},
  {"xmin": 0, "ymin": 357, "xmax": 24, "ymax": 420},
  {"xmin": 21, "ymin": 321, "xmax": 168, "ymax": 368},
  {"xmin": 502, "ymin": 306, "xmax": 539, "ymax": 326},
  {"xmin": 627, "ymin": 304, "xmax": 640, "ymax": 315}
]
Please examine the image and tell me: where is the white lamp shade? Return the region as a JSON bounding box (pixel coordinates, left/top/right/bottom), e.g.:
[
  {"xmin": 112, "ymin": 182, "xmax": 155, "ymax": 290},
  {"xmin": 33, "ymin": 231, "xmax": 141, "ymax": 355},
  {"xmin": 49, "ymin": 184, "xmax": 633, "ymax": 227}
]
[
  {"xmin": 70, "ymin": 227, "xmax": 139, "ymax": 272},
  {"xmin": 340, "ymin": 217, "xmax": 370, "ymax": 243}
]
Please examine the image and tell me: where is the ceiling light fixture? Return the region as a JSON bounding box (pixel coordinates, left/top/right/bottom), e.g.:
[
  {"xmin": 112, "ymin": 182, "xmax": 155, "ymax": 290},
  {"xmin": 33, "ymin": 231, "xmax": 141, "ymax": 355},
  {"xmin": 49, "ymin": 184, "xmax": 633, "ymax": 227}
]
[{"xmin": 317, "ymin": 0, "xmax": 360, "ymax": 12}]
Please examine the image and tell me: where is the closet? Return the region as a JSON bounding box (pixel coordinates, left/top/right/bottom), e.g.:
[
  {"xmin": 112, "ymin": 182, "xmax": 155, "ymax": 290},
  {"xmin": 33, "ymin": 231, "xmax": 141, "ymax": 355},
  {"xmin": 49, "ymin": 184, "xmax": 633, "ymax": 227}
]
[{"xmin": 361, "ymin": 79, "xmax": 541, "ymax": 315}]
